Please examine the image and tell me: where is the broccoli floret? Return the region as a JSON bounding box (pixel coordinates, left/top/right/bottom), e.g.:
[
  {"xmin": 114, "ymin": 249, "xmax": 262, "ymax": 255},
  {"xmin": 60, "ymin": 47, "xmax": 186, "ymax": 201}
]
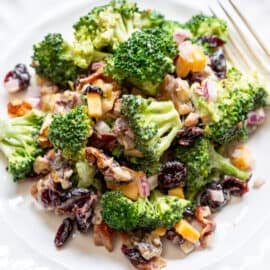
[
  {"xmin": 32, "ymin": 33, "xmax": 109, "ymax": 87},
  {"xmin": 185, "ymin": 14, "xmax": 228, "ymax": 41},
  {"xmin": 0, "ymin": 110, "xmax": 44, "ymax": 181},
  {"xmin": 104, "ymin": 28, "xmax": 178, "ymax": 96},
  {"xmin": 111, "ymin": 143, "xmax": 124, "ymax": 159},
  {"xmin": 175, "ymin": 137, "xmax": 250, "ymax": 200},
  {"xmin": 121, "ymin": 95, "xmax": 181, "ymax": 162},
  {"xmin": 75, "ymin": 160, "xmax": 96, "ymax": 188},
  {"xmin": 150, "ymin": 190, "xmax": 189, "ymax": 228},
  {"xmin": 32, "ymin": 33, "xmax": 81, "ymax": 88},
  {"xmin": 128, "ymin": 156, "xmax": 161, "ymax": 177},
  {"xmin": 101, "ymin": 190, "xmax": 141, "ymax": 231},
  {"xmin": 192, "ymin": 68, "xmax": 269, "ymax": 144},
  {"xmin": 48, "ymin": 106, "xmax": 92, "ymax": 160},
  {"xmin": 162, "ymin": 20, "xmax": 184, "ymax": 35},
  {"xmin": 73, "ymin": 0, "xmax": 164, "ymax": 52},
  {"xmin": 101, "ymin": 190, "xmax": 190, "ymax": 231}
]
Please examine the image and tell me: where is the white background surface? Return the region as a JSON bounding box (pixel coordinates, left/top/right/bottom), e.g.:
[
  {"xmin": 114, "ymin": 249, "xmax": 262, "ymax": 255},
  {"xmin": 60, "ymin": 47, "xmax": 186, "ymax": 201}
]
[{"xmin": 0, "ymin": 1, "xmax": 270, "ymax": 270}]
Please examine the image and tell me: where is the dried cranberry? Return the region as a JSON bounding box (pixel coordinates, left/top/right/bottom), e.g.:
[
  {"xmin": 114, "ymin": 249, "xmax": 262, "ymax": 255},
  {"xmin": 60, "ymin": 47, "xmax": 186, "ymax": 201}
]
[
  {"xmin": 121, "ymin": 245, "xmax": 147, "ymax": 265},
  {"xmin": 197, "ymin": 182, "xmax": 230, "ymax": 213},
  {"xmin": 197, "ymin": 35, "xmax": 225, "ymax": 49},
  {"xmin": 183, "ymin": 206, "xmax": 194, "ymax": 220},
  {"xmin": 209, "ymin": 47, "xmax": 227, "ymax": 79},
  {"xmin": 4, "ymin": 63, "xmax": 31, "ymax": 93},
  {"xmin": 88, "ymin": 132, "xmax": 116, "ymax": 151},
  {"xmin": 75, "ymin": 194, "xmax": 97, "ymax": 233},
  {"xmin": 54, "ymin": 217, "xmax": 74, "ymax": 248},
  {"xmin": 220, "ymin": 175, "xmax": 249, "ymax": 196},
  {"xmin": 166, "ymin": 230, "xmax": 185, "ymax": 246},
  {"xmin": 84, "ymin": 85, "xmax": 103, "ymax": 96},
  {"xmin": 158, "ymin": 161, "xmax": 187, "ymax": 189},
  {"xmin": 59, "ymin": 188, "xmax": 95, "ymax": 214},
  {"xmin": 40, "ymin": 189, "xmax": 62, "ymax": 208},
  {"xmin": 177, "ymin": 127, "xmax": 204, "ymax": 146}
]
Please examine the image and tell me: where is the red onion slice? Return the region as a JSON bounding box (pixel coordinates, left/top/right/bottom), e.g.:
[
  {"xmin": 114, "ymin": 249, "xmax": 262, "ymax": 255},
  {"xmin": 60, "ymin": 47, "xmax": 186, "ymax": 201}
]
[
  {"xmin": 94, "ymin": 121, "xmax": 112, "ymax": 134},
  {"xmin": 173, "ymin": 29, "xmax": 192, "ymax": 45},
  {"xmin": 194, "ymin": 79, "xmax": 218, "ymax": 102},
  {"xmin": 247, "ymin": 108, "xmax": 265, "ymax": 126},
  {"xmin": 138, "ymin": 175, "xmax": 150, "ymax": 197},
  {"xmin": 207, "ymin": 189, "xmax": 224, "ymax": 203},
  {"xmin": 26, "ymin": 97, "xmax": 41, "ymax": 108},
  {"xmin": 4, "ymin": 78, "xmax": 21, "ymax": 93}
]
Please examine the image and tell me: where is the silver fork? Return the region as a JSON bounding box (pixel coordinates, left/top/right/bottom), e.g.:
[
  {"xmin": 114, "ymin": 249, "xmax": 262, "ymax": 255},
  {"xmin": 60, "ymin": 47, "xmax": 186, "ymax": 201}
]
[{"xmin": 209, "ymin": 0, "xmax": 270, "ymax": 78}]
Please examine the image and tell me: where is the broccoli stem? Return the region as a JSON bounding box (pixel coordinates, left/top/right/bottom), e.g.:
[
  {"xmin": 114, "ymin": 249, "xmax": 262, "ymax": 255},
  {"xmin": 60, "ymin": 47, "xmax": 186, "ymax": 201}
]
[{"xmin": 211, "ymin": 147, "xmax": 250, "ymax": 181}]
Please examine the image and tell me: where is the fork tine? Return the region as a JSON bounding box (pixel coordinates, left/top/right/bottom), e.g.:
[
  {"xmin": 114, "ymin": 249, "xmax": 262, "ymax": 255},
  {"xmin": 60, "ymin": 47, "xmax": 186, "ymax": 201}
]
[
  {"xmin": 217, "ymin": 0, "xmax": 270, "ymax": 73},
  {"xmin": 209, "ymin": 7, "xmax": 254, "ymax": 71},
  {"xmin": 228, "ymin": 0, "xmax": 270, "ymax": 58}
]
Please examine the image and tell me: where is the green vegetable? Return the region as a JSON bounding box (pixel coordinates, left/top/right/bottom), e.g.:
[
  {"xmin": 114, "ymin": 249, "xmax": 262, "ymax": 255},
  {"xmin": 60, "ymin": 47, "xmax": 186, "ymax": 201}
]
[
  {"xmin": 192, "ymin": 68, "xmax": 269, "ymax": 144},
  {"xmin": 32, "ymin": 33, "xmax": 109, "ymax": 87},
  {"xmin": 101, "ymin": 190, "xmax": 190, "ymax": 231},
  {"xmin": 73, "ymin": 0, "xmax": 164, "ymax": 52},
  {"xmin": 128, "ymin": 156, "xmax": 161, "ymax": 176},
  {"xmin": 75, "ymin": 160, "xmax": 96, "ymax": 188},
  {"xmin": 104, "ymin": 28, "xmax": 178, "ymax": 96},
  {"xmin": 151, "ymin": 190, "xmax": 189, "ymax": 228},
  {"xmin": 175, "ymin": 137, "xmax": 250, "ymax": 200},
  {"xmin": 0, "ymin": 110, "xmax": 44, "ymax": 181},
  {"xmin": 101, "ymin": 190, "xmax": 140, "ymax": 231},
  {"xmin": 111, "ymin": 144, "xmax": 124, "ymax": 159},
  {"xmin": 48, "ymin": 106, "xmax": 92, "ymax": 160},
  {"xmin": 184, "ymin": 14, "xmax": 228, "ymax": 41},
  {"xmin": 121, "ymin": 94, "xmax": 181, "ymax": 163},
  {"xmin": 162, "ymin": 20, "xmax": 184, "ymax": 35}
]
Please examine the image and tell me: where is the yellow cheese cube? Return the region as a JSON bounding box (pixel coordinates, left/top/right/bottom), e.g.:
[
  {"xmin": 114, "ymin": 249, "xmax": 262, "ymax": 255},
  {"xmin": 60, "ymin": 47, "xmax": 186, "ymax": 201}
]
[
  {"xmin": 152, "ymin": 227, "xmax": 167, "ymax": 236},
  {"xmin": 174, "ymin": 219, "xmax": 200, "ymax": 243},
  {"xmin": 168, "ymin": 187, "xmax": 185, "ymax": 199}
]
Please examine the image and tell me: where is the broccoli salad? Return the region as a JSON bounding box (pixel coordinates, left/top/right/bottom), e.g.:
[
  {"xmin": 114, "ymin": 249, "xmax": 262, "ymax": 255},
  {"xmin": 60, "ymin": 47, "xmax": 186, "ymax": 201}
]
[{"xmin": 1, "ymin": 0, "xmax": 269, "ymax": 269}]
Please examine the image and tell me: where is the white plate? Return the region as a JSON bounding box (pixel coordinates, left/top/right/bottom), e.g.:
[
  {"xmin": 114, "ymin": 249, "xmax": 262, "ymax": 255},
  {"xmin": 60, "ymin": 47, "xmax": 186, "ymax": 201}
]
[{"xmin": 0, "ymin": 0, "xmax": 270, "ymax": 269}]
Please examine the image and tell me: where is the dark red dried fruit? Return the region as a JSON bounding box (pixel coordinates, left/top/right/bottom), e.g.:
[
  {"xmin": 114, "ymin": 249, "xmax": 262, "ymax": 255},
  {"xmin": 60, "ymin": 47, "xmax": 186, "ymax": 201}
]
[
  {"xmin": 89, "ymin": 131, "xmax": 117, "ymax": 151},
  {"xmin": 177, "ymin": 127, "xmax": 204, "ymax": 146},
  {"xmin": 121, "ymin": 245, "xmax": 147, "ymax": 265},
  {"xmin": 197, "ymin": 35, "xmax": 225, "ymax": 49},
  {"xmin": 209, "ymin": 47, "xmax": 227, "ymax": 79},
  {"xmin": 183, "ymin": 206, "xmax": 195, "ymax": 220},
  {"xmin": 158, "ymin": 161, "xmax": 187, "ymax": 189},
  {"xmin": 74, "ymin": 194, "xmax": 97, "ymax": 233},
  {"xmin": 84, "ymin": 85, "xmax": 103, "ymax": 96},
  {"xmin": 59, "ymin": 188, "xmax": 94, "ymax": 212},
  {"xmin": 40, "ymin": 189, "xmax": 62, "ymax": 208},
  {"xmin": 166, "ymin": 230, "xmax": 185, "ymax": 246},
  {"xmin": 197, "ymin": 182, "xmax": 230, "ymax": 213},
  {"xmin": 4, "ymin": 63, "xmax": 31, "ymax": 92},
  {"xmin": 220, "ymin": 175, "xmax": 249, "ymax": 196},
  {"xmin": 54, "ymin": 217, "xmax": 74, "ymax": 248}
]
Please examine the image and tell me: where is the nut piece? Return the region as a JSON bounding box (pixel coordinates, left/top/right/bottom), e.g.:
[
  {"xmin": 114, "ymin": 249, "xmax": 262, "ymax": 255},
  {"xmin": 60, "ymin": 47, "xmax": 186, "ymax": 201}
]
[
  {"xmin": 184, "ymin": 112, "xmax": 199, "ymax": 127},
  {"xmin": 37, "ymin": 114, "xmax": 53, "ymax": 148}
]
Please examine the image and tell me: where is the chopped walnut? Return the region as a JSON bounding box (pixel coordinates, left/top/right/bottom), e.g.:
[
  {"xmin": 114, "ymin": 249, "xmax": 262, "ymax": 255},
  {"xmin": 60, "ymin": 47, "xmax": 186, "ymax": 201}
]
[
  {"xmin": 184, "ymin": 112, "xmax": 199, "ymax": 127},
  {"xmin": 161, "ymin": 75, "xmax": 193, "ymax": 115},
  {"xmin": 86, "ymin": 146, "xmax": 136, "ymax": 183},
  {"xmin": 37, "ymin": 114, "xmax": 52, "ymax": 148},
  {"xmin": 195, "ymin": 206, "xmax": 216, "ymax": 247},
  {"xmin": 40, "ymin": 90, "xmax": 82, "ymax": 113},
  {"xmin": 93, "ymin": 222, "xmax": 114, "ymax": 252}
]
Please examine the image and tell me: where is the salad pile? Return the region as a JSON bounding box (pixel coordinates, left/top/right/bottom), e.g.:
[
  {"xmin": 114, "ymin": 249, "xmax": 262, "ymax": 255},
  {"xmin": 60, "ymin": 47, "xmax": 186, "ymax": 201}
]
[{"xmin": 2, "ymin": 1, "xmax": 269, "ymax": 269}]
